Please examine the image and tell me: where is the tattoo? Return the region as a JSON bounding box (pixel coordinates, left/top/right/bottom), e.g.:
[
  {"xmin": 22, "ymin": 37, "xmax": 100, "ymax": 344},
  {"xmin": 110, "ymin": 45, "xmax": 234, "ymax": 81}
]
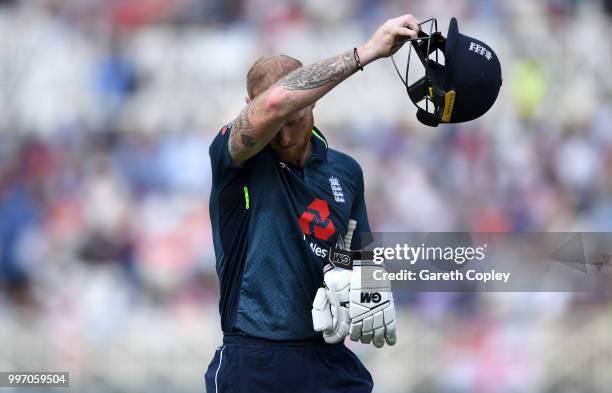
[
  {"xmin": 279, "ymin": 51, "xmax": 356, "ymax": 90},
  {"xmin": 228, "ymin": 51, "xmax": 356, "ymax": 162},
  {"xmin": 229, "ymin": 104, "xmax": 256, "ymax": 159},
  {"xmin": 234, "ymin": 104, "xmax": 254, "ymax": 134},
  {"xmin": 241, "ymin": 134, "xmax": 255, "ymax": 148}
]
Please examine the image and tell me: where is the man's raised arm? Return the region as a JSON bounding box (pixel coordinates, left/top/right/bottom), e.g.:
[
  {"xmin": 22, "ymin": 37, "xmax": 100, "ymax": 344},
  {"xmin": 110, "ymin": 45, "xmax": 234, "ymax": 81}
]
[{"xmin": 228, "ymin": 14, "xmax": 421, "ymax": 166}]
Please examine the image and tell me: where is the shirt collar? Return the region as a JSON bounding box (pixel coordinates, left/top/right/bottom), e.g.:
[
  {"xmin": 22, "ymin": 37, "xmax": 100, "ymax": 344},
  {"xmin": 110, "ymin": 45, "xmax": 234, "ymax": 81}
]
[{"xmin": 310, "ymin": 126, "xmax": 328, "ymax": 163}]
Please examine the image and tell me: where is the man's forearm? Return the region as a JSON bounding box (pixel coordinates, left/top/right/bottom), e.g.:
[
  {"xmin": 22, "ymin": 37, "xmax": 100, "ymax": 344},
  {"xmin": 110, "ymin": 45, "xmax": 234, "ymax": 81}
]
[
  {"xmin": 279, "ymin": 50, "xmax": 356, "ymax": 91},
  {"xmin": 272, "ymin": 46, "xmax": 375, "ymax": 116}
]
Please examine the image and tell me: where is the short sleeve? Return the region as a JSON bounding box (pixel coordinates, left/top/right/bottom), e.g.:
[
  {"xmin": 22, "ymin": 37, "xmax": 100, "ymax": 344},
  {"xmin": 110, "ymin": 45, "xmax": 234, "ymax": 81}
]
[
  {"xmin": 209, "ymin": 122, "xmax": 241, "ymax": 185},
  {"xmin": 350, "ymin": 163, "xmax": 373, "ymax": 249}
]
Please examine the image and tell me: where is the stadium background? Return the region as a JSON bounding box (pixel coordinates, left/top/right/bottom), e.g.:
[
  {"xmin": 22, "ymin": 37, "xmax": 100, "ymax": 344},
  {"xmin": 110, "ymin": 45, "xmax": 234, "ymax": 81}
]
[{"xmin": 1, "ymin": 0, "xmax": 612, "ymax": 392}]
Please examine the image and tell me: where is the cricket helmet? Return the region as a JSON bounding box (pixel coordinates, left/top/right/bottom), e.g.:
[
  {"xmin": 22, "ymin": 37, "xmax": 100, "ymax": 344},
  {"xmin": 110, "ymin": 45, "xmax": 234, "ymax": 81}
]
[{"xmin": 392, "ymin": 17, "xmax": 502, "ymax": 127}]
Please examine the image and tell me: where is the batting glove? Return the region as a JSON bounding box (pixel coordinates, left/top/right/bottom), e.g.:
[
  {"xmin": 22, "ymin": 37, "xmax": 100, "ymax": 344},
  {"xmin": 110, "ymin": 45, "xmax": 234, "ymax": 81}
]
[
  {"xmin": 312, "ymin": 265, "xmax": 351, "ymax": 343},
  {"xmin": 348, "ymin": 263, "xmax": 397, "ymax": 347}
]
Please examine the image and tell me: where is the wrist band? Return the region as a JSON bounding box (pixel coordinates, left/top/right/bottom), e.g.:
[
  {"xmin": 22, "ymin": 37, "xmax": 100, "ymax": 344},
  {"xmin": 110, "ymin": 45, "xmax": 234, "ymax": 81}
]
[{"xmin": 353, "ymin": 47, "xmax": 364, "ymax": 71}]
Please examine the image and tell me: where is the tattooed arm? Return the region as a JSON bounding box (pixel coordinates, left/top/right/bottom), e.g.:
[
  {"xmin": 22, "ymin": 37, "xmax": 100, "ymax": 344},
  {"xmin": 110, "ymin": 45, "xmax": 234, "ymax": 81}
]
[
  {"xmin": 228, "ymin": 14, "xmax": 420, "ymax": 165},
  {"xmin": 227, "ymin": 52, "xmax": 358, "ymax": 165}
]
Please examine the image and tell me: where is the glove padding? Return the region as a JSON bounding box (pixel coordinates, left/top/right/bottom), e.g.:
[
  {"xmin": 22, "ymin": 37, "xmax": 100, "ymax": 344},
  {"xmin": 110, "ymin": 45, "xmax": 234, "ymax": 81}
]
[
  {"xmin": 348, "ymin": 264, "xmax": 397, "ymax": 348},
  {"xmin": 312, "ymin": 266, "xmax": 351, "ymax": 344}
]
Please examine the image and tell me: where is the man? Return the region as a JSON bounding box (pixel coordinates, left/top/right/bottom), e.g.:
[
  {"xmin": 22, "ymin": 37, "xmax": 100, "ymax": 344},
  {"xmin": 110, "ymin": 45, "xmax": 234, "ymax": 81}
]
[{"xmin": 205, "ymin": 14, "xmax": 420, "ymax": 393}]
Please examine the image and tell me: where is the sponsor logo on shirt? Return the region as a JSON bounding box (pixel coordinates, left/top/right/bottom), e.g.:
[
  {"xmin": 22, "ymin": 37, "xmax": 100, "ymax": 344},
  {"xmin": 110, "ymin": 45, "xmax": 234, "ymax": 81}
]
[
  {"xmin": 308, "ymin": 241, "xmax": 328, "ymax": 258},
  {"xmin": 299, "ymin": 198, "xmax": 336, "ymax": 241}
]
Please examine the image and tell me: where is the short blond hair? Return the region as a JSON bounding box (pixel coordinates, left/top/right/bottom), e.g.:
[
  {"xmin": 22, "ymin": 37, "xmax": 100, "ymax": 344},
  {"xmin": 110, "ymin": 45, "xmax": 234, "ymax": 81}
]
[{"xmin": 246, "ymin": 55, "xmax": 302, "ymax": 99}]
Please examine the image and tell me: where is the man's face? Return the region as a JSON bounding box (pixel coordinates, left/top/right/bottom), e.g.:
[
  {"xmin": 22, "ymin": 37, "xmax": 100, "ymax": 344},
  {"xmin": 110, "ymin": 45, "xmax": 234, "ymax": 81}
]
[{"xmin": 269, "ymin": 106, "xmax": 314, "ymax": 164}]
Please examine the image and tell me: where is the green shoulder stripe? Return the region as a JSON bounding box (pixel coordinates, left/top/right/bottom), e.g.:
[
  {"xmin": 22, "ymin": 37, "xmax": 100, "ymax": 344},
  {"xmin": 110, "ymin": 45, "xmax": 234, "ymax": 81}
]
[{"xmin": 311, "ymin": 128, "xmax": 328, "ymax": 149}]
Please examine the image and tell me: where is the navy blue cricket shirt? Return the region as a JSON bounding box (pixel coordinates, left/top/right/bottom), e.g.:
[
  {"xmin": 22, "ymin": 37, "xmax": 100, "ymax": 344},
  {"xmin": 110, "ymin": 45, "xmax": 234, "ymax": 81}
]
[{"xmin": 209, "ymin": 123, "xmax": 371, "ymax": 341}]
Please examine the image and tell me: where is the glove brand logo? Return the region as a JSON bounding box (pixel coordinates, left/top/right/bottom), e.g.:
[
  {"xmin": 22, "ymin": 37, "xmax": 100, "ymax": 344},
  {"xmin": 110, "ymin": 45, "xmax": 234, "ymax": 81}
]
[
  {"xmin": 328, "ymin": 248, "xmax": 353, "ymax": 269},
  {"xmin": 299, "ymin": 198, "xmax": 336, "ymax": 241},
  {"xmin": 331, "ymin": 252, "xmax": 350, "ymax": 266},
  {"xmin": 360, "ymin": 292, "xmax": 382, "ymax": 303}
]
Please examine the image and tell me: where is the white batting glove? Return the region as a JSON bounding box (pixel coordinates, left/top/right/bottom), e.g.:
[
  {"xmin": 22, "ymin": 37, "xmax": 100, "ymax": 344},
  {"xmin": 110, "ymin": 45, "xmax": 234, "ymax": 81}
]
[
  {"xmin": 312, "ymin": 266, "xmax": 351, "ymax": 343},
  {"xmin": 349, "ymin": 263, "xmax": 397, "ymax": 348}
]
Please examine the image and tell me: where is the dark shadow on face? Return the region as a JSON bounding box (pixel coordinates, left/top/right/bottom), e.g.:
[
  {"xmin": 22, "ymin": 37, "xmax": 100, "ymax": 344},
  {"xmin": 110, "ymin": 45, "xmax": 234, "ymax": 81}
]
[{"xmin": 270, "ymin": 107, "xmax": 314, "ymax": 166}]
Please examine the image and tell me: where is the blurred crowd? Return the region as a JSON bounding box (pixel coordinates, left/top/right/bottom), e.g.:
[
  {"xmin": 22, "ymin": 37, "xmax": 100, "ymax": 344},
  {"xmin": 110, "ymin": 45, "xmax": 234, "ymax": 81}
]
[{"xmin": 1, "ymin": 0, "xmax": 612, "ymax": 392}]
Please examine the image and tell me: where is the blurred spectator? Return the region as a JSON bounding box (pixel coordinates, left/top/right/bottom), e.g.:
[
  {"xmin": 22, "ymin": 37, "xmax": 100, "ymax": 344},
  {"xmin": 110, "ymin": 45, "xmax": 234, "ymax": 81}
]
[{"xmin": 0, "ymin": 1, "xmax": 611, "ymax": 392}]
